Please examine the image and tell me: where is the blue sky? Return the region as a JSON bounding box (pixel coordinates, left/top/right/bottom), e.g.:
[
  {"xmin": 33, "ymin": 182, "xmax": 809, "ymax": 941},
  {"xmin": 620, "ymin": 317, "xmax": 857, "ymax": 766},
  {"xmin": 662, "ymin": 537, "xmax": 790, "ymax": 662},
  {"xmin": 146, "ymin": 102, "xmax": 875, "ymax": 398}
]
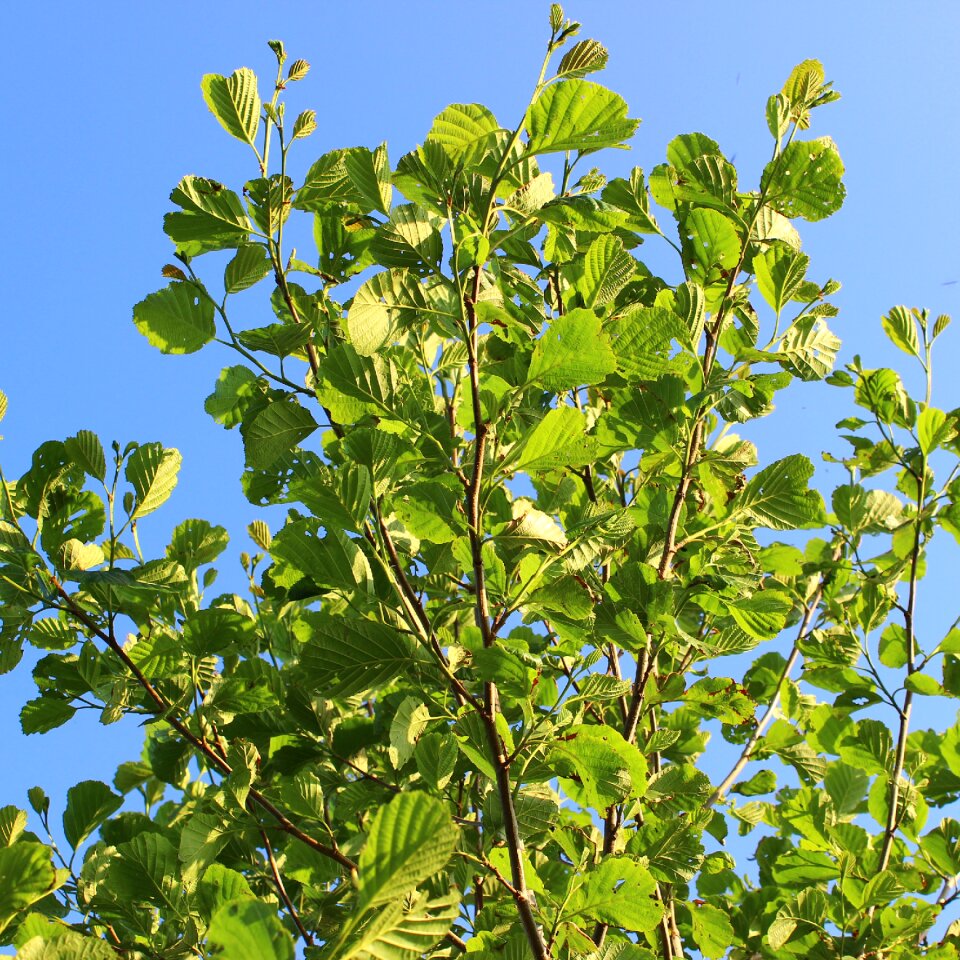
[{"xmin": 1, "ymin": 0, "xmax": 959, "ymax": 904}]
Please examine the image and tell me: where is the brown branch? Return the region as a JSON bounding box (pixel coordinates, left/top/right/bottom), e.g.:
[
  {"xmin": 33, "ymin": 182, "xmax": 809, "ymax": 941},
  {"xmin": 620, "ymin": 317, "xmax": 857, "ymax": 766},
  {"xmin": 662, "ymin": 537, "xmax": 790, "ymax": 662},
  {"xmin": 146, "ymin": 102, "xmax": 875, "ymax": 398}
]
[
  {"xmin": 50, "ymin": 580, "xmax": 356, "ymax": 873},
  {"xmin": 260, "ymin": 826, "xmax": 315, "ymax": 946},
  {"xmin": 463, "ymin": 265, "xmax": 549, "ymax": 960},
  {"xmin": 704, "ymin": 549, "xmax": 839, "ymax": 809}
]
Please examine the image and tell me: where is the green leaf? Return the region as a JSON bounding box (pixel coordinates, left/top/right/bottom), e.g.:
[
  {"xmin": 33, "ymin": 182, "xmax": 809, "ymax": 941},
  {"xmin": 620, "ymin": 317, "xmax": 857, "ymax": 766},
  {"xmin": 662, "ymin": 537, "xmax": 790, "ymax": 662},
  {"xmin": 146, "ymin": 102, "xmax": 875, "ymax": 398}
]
[
  {"xmin": 735, "ymin": 455, "xmax": 825, "ymax": 530},
  {"xmin": 681, "ymin": 207, "xmax": 741, "ymax": 284},
  {"xmin": 167, "ymin": 518, "xmax": 229, "ymax": 570},
  {"xmin": 207, "ymin": 899, "xmax": 294, "ymax": 960},
  {"xmin": 549, "ymin": 725, "xmax": 646, "ymax": 810},
  {"xmin": 224, "ymin": 243, "xmax": 272, "ymax": 293},
  {"xmin": 64, "ymin": 431, "xmax": 105, "ymax": 483},
  {"xmin": 339, "ymin": 892, "xmax": 460, "ymax": 960},
  {"xmin": 754, "ymin": 243, "xmax": 809, "ymax": 315},
  {"xmin": 527, "ymin": 79, "xmax": 639, "ymax": 155},
  {"xmin": 527, "ymin": 308, "xmax": 616, "ymax": 391},
  {"xmin": 881, "ymin": 305, "xmax": 921, "ymax": 358},
  {"xmin": 62, "ymin": 780, "xmax": 122, "ymax": 850},
  {"xmin": 0, "ymin": 843, "xmax": 58, "ymax": 936},
  {"xmin": 726, "ymin": 592, "xmax": 791, "ymax": 640},
  {"xmin": 357, "ymin": 792, "xmax": 458, "ymax": 909},
  {"xmin": 241, "ymin": 399, "xmax": 319, "ymax": 469},
  {"xmin": 921, "ymin": 819, "xmax": 960, "ymax": 875},
  {"xmin": 125, "ymin": 443, "xmax": 182, "ymax": 518},
  {"xmin": 824, "ymin": 761, "xmax": 869, "ymax": 816},
  {"xmin": 21, "ymin": 698, "xmax": 75, "ymax": 735},
  {"xmin": 761, "ymin": 137, "xmax": 845, "ymax": 221},
  {"xmin": 164, "ymin": 176, "xmax": 252, "ymax": 257},
  {"xmin": 270, "ymin": 520, "xmax": 372, "ymax": 595},
  {"xmin": 370, "ymin": 204, "xmax": 442, "ymax": 274},
  {"xmin": 414, "ymin": 733, "xmax": 459, "ymax": 791},
  {"xmin": 300, "ymin": 618, "xmax": 416, "ymax": 698},
  {"xmin": 0, "ymin": 807, "xmax": 27, "ymax": 847},
  {"xmin": 201, "ymin": 68, "xmax": 261, "ymax": 148},
  {"xmin": 426, "ymin": 103, "xmax": 501, "ymax": 164},
  {"xmin": 575, "ymin": 235, "xmax": 636, "ymax": 307},
  {"xmin": 878, "ymin": 624, "xmax": 909, "ymax": 669},
  {"xmin": 344, "ymin": 143, "xmax": 393, "ymax": 214},
  {"xmin": 236, "ymin": 322, "xmax": 311, "ymax": 358},
  {"xmin": 612, "ymin": 304, "xmax": 688, "ymax": 380},
  {"xmin": 905, "ymin": 672, "xmax": 942, "ymax": 696},
  {"xmin": 348, "ymin": 270, "xmax": 425, "ymax": 356},
  {"xmin": 690, "ymin": 903, "xmax": 736, "ymax": 960},
  {"xmin": 512, "ymin": 406, "xmax": 596, "ymax": 473},
  {"xmin": 778, "ymin": 316, "xmax": 840, "ymax": 380},
  {"xmin": 16, "ymin": 929, "xmax": 117, "ymax": 959},
  {"xmin": 731, "ymin": 769, "xmax": 776, "ymax": 797},
  {"xmin": 556, "ymin": 39, "xmax": 609, "ymax": 80},
  {"xmin": 567, "ymin": 858, "xmax": 663, "ymax": 932},
  {"xmin": 832, "ymin": 485, "xmax": 903, "ymax": 535},
  {"xmin": 133, "ymin": 281, "xmax": 216, "ymax": 355},
  {"xmin": 918, "ymin": 405, "xmax": 952, "ymax": 455},
  {"xmin": 205, "ymin": 365, "xmax": 261, "ymax": 429},
  {"xmin": 393, "ymin": 481, "xmax": 463, "ymax": 544}
]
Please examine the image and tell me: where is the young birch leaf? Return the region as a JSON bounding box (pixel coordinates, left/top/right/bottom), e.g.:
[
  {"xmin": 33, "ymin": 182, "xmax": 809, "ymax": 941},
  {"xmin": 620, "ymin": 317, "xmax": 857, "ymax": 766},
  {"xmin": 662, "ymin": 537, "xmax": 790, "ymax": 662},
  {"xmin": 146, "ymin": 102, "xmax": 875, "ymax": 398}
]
[
  {"xmin": 64, "ymin": 431, "xmax": 106, "ymax": 483},
  {"xmin": 241, "ymin": 400, "xmax": 318, "ymax": 469},
  {"xmin": 125, "ymin": 443, "xmax": 182, "ymax": 518},
  {"xmin": 527, "ymin": 308, "xmax": 616, "ymax": 390},
  {"xmin": 207, "ymin": 899, "xmax": 294, "ymax": 960},
  {"xmin": 735, "ymin": 455, "xmax": 825, "ymax": 530},
  {"xmin": 761, "ymin": 137, "xmax": 845, "ymax": 221},
  {"xmin": 556, "ymin": 39, "xmax": 609, "ymax": 80},
  {"xmin": 527, "ymin": 79, "xmax": 639, "ymax": 155},
  {"xmin": 133, "ymin": 282, "xmax": 216, "ymax": 355},
  {"xmin": 62, "ymin": 780, "xmax": 122, "ymax": 850},
  {"xmin": 201, "ymin": 68, "xmax": 261, "ymax": 149},
  {"xmin": 357, "ymin": 792, "xmax": 458, "ymax": 909}
]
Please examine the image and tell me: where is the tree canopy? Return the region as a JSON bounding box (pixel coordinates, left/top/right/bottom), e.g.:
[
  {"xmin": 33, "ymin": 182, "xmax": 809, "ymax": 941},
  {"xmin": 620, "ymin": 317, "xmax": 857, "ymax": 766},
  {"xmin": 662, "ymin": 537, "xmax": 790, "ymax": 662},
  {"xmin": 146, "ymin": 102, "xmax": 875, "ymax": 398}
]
[{"xmin": 2, "ymin": 7, "xmax": 960, "ymax": 959}]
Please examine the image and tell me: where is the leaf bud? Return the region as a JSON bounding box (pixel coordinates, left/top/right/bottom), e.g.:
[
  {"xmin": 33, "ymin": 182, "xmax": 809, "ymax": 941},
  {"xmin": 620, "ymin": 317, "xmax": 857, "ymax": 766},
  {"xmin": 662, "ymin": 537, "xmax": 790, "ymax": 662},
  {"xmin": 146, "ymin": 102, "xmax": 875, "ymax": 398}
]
[{"xmin": 267, "ymin": 39, "xmax": 286, "ymax": 65}]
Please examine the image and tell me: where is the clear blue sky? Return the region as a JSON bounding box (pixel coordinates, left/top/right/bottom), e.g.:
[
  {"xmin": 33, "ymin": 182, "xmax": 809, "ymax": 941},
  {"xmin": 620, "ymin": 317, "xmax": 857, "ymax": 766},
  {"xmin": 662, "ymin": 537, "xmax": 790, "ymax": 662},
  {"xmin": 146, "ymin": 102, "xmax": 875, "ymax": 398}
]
[{"xmin": 1, "ymin": 0, "xmax": 959, "ymax": 878}]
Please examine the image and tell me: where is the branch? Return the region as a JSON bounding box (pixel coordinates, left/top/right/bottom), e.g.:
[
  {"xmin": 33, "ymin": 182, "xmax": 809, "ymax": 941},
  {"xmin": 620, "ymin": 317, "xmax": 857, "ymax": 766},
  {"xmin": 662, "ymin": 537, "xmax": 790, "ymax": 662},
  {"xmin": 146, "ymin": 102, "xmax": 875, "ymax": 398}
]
[
  {"xmin": 260, "ymin": 826, "xmax": 315, "ymax": 947},
  {"xmin": 50, "ymin": 579, "xmax": 356, "ymax": 873}
]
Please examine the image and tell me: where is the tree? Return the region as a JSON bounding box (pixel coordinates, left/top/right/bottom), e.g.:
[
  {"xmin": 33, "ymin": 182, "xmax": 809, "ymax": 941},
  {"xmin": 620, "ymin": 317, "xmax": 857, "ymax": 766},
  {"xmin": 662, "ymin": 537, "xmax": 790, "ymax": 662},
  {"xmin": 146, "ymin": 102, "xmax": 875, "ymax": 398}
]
[{"xmin": 1, "ymin": 6, "xmax": 959, "ymax": 957}]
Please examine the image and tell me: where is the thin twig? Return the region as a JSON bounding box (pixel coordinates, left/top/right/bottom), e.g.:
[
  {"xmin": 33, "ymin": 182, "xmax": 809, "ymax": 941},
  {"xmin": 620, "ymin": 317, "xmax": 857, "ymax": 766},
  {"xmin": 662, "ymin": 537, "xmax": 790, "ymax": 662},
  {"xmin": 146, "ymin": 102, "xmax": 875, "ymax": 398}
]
[{"xmin": 260, "ymin": 826, "xmax": 315, "ymax": 946}]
